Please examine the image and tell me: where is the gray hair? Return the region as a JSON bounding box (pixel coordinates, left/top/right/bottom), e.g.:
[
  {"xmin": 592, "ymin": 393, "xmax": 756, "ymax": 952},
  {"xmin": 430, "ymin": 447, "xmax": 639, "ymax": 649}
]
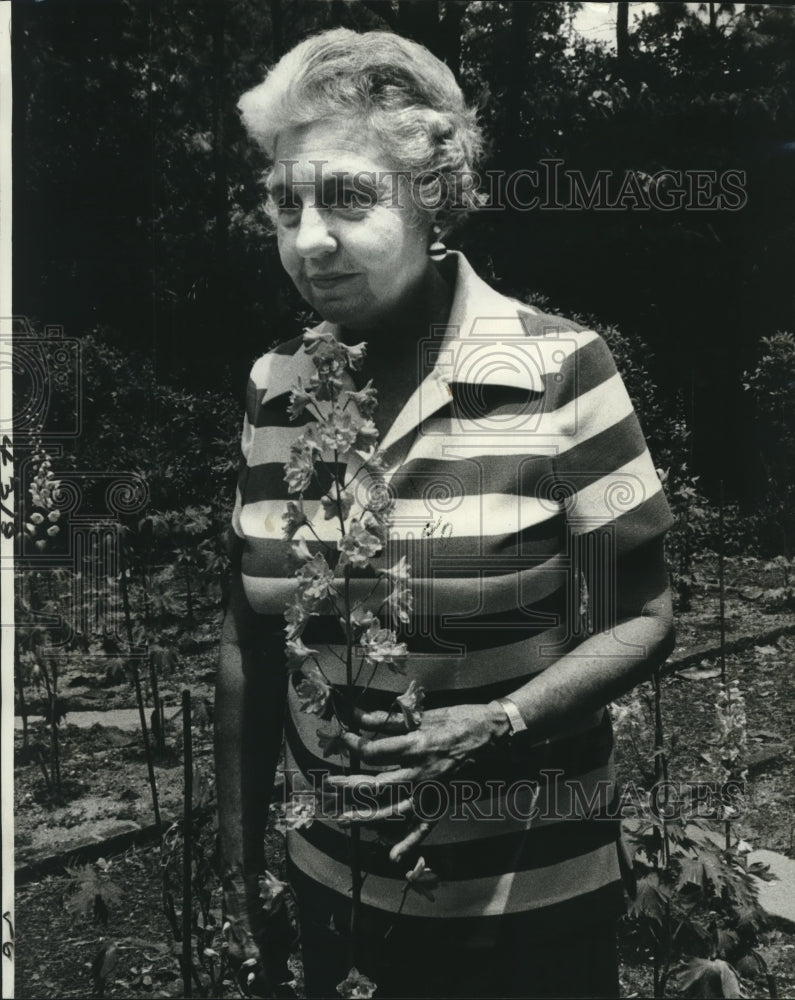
[{"xmin": 237, "ymin": 28, "xmax": 484, "ymax": 232}]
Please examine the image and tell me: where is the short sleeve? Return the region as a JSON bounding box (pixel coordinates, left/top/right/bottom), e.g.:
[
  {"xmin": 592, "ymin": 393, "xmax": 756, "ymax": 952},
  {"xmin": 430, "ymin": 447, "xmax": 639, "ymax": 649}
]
[
  {"xmin": 230, "ymin": 369, "xmax": 262, "ymax": 544},
  {"xmin": 548, "ymin": 331, "xmax": 674, "ymax": 555}
]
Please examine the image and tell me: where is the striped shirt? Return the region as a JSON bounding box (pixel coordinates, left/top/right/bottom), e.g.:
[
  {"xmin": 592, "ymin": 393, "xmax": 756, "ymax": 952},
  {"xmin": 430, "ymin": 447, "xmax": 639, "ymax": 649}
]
[{"xmin": 231, "ymin": 251, "xmax": 673, "ymax": 943}]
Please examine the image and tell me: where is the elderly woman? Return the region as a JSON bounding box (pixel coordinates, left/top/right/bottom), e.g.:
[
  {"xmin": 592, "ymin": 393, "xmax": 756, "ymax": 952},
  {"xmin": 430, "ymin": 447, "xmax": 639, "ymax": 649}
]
[{"xmin": 216, "ymin": 27, "xmax": 675, "ymax": 1000}]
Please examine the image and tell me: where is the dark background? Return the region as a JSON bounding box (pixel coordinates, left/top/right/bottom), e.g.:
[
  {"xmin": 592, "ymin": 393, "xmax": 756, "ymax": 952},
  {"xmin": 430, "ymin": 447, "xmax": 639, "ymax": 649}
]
[{"xmin": 12, "ymin": 0, "xmax": 795, "ymax": 504}]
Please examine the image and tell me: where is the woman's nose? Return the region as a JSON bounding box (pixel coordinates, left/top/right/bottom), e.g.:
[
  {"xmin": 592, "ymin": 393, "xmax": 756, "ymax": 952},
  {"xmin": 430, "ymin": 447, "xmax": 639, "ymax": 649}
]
[{"xmin": 294, "ymin": 205, "xmax": 337, "ymax": 258}]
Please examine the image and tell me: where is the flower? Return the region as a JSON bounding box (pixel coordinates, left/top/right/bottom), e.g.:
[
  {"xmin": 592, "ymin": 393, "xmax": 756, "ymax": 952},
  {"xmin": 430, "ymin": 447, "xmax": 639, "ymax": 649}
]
[
  {"xmin": 381, "ymin": 556, "xmax": 413, "ymax": 624},
  {"xmin": 361, "ymin": 510, "xmax": 388, "ymax": 544},
  {"xmin": 350, "ymin": 606, "xmax": 376, "ymax": 632},
  {"xmin": 346, "ymin": 381, "xmax": 378, "ymax": 418},
  {"xmin": 318, "ymin": 410, "xmax": 361, "ymax": 454},
  {"xmin": 337, "ymin": 518, "xmax": 383, "ymax": 568},
  {"xmin": 274, "ymin": 793, "xmax": 316, "ymax": 834},
  {"xmin": 258, "ymin": 870, "xmax": 289, "ymax": 915},
  {"xmin": 336, "ymin": 967, "xmax": 377, "ymax": 999},
  {"xmin": 289, "ymin": 538, "xmax": 314, "ymax": 563},
  {"xmin": 47, "ymin": 510, "xmax": 61, "ymax": 523},
  {"xmin": 382, "ymin": 556, "xmax": 410, "ymax": 584},
  {"xmin": 285, "ymin": 637, "xmax": 319, "ymax": 673},
  {"xmin": 715, "ymin": 679, "xmax": 748, "ymax": 783},
  {"xmin": 303, "ymin": 332, "xmax": 349, "ymax": 394},
  {"xmin": 283, "ymin": 499, "xmax": 310, "ymax": 539},
  {"xmin": 302, "ymin": 329, "xmax": 342, "ymax": 358},
  {"xmin": 287, "ymin": 376, "xmax": 315, "ymax": 420},
  {"xmin": 353, "ymin": 419, "xmax": 379, "ymax": 458},
  {"xmin": 309, "ymin": 369, "xmax": 344, "ymax": 402},
  {"xmin": 394, "ymin": 680, "xmax": 425, "ymax": 731},
  {"xmin": 343, "ymin": 342, "xmax": 367, "ymax": 371},
  {"xmin": 296, "ymin": 664, "xmax": 332, "ymax": 715},
  {"xmin": 364, "ymin": 450, "xmax": 388, "ymax": 476},
  {"xmin": 46, "ymin": 525, "xmax": 60, "ymax": 538},
  {"xmin": 30, "ymin": 512, "xmax": 45, "ymax": 525},
  {"xmin": 295, "ymin": 552, "xmax": 337, "ymax": 605},
  {"xmin": 284, "ymin": 597, "xmax": 312, "ymax": 640},
  {"xmin": 284, "ymin": 427, "xmax": 323, "ymax": 494},
  {"xmin": 405, "ymin": 857, "xmax": 439, "ymax": 901},
  {"xmin": 321, "ymin": 488, "xmax": 353, "ymax": 523},
  {"xmin": 285, "ymin": 454, "xmax": 315, "ymax": 495},
  {"xmin": 361, "ymin": 620, "xmax": 408, "ymax": 673}
]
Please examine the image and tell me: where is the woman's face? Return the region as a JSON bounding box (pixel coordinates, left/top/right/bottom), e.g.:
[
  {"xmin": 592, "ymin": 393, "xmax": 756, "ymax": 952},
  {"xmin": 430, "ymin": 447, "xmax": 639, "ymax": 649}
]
[{"xmin": 270, "ymin": 119, "xmax": 432, "ymax": 330}]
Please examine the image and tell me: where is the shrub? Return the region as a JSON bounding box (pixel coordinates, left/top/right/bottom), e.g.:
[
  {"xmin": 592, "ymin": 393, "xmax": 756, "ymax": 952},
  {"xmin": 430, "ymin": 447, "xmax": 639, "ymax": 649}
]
[{"xmin": 743, "ymin": 331, "xmax": 795, "ymax": 557}]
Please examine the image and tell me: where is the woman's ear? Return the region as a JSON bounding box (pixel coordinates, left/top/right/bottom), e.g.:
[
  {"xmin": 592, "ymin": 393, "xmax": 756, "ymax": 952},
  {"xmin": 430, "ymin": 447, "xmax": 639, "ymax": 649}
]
[{"xmin": 428, "ymin": 220, "xmax": 448, "ymax": 261}]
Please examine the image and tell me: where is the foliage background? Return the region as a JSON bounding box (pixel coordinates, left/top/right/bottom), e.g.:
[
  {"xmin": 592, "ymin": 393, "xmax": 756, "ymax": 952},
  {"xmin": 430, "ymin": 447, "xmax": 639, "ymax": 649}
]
[
  {"xmin": 12, "ymin": 0, "xmax": 795, "ymax": 530},
  {"xmin": 9, "ymin": 5, "xmax": 795, "ymax": 997}
]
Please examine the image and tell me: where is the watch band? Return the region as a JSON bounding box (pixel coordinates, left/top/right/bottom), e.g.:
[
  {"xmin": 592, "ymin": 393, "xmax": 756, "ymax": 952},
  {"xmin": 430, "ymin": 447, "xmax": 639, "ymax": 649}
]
[{"xmin": 495, "ymin": 696, "xmax": 528, "ymax": 735}]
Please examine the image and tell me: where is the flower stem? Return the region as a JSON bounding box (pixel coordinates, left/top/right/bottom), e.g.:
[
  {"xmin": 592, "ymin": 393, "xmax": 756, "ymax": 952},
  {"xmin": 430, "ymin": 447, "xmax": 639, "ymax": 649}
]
[
  {"xmin": 384, "ymin": 885, "xmax": 410, "ymax": 941},
  {"xmin": 344, "ymin": 562, "xmax": 364, "ymax": 967}
]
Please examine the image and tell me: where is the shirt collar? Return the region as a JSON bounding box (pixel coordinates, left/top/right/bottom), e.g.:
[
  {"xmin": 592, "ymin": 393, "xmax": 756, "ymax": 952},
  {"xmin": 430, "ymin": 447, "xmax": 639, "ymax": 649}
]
[
  {"xmin": 378, "ymin": 252, "xmax": 543, "ymax": 454},
  {"xmin": 311, "ymin": 251, "xmax": 543, "ymax": 457}
]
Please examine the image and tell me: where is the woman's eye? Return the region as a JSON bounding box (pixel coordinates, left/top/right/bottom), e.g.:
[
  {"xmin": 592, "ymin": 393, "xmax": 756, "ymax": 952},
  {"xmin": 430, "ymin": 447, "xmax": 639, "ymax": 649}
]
[
  {"xmin": 339, "ymin": 188, "xmax": 375, "ymax": 211},
  {"xmin": 325, "ymin": 176, "xmax": 376, "ymax": 212},
  {"xmin": 272, "ymin": 194, "xmax": 300, "ymax": 225}
]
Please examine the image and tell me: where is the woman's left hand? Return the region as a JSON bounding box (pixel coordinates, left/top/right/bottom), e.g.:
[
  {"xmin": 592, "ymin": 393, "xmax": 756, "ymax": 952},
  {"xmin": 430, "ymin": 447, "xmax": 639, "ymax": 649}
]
[{"xmin": 325, "ymin": 702, "xmax": 510, "ymax": 861}]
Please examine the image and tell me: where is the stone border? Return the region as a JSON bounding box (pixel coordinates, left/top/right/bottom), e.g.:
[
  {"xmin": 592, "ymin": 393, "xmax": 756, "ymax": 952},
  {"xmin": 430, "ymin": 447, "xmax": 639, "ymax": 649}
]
[
  {"xmin": 661, "ymin": 622, "xmax": 795, "ymax": 676},
  {"xmin": 15, "ymin": 814, "xmax": 177, "ymax": 886}
]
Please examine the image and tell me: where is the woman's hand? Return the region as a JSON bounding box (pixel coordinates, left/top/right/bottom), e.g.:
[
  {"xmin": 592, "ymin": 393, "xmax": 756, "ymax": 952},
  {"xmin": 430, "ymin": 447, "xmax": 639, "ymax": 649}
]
[{"xmin": 325, "ymin": 702, "xmax": 510, "ymax": 861}]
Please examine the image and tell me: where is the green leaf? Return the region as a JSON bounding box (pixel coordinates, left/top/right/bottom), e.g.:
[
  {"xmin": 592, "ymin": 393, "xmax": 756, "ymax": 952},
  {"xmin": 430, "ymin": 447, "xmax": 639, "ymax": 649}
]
[
  {"xmin": 677, "ymin": 957, "xmax": 741, "ymax": 998},
  {"xmin": 677, "ymin": 855, "xmax": 706, "ymax": 889},
  {"xmin": 627, "ymin": 872, "xmax": 669, "ymax": 924}
]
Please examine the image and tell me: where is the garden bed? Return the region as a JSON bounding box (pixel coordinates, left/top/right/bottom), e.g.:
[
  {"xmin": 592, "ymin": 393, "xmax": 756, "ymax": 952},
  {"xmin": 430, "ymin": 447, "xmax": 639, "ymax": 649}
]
[{"xmin": 12, "ymin": 553, "xmax": 795, "ymax": 998}]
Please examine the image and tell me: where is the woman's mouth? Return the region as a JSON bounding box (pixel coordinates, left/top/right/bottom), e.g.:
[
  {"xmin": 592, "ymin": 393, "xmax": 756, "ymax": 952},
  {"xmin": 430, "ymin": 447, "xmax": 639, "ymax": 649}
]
[{"xmin": 308, "ymin": 273, "xmax": 358, "ymax": 289}]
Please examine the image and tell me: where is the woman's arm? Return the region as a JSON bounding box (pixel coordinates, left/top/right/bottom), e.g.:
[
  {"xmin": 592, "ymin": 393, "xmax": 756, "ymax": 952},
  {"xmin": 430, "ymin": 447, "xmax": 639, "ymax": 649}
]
[
  {"xmin": 506, "ymin": 535, "xmax": 674, "ymax": 740},
  {"xmin": 215, "ymin": 567, "xmax": 289, "ymax": 972},
  {"xmin": 330, "ymin": 536, "xmax": 674, "ymax": 858}
]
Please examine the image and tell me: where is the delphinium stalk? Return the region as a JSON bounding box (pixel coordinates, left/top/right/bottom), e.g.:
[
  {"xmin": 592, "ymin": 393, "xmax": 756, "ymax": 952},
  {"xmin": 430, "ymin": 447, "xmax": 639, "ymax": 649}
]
[{"xmin": 278, "ymin": 330, "xmax": 428, "ymax": 997}]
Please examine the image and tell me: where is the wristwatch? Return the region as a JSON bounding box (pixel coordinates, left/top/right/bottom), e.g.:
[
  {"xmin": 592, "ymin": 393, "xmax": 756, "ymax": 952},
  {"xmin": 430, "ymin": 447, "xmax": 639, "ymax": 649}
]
[{"xmin": 494, "ymin": 696, "xmax": 528, "ymax": 737}]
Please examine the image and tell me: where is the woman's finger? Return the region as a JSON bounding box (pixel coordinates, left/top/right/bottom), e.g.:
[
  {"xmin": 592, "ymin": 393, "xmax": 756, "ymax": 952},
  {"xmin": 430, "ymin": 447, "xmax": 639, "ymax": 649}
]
[
  {"xmin": 354, "ymin": 708, "xmax": 409, "ymax": 734},
  {"xmin": 388, "ymin": 820, "xmax": 434, "ymax": 863},
  {"xmin": 338, "ymin": 795, "xmax": 414, "ymax": 825},
  {"xmin": 324, "ymin": 768, "xmax": 417, "ymax": 791},
  {"xmin": 341, "ymin": 731, "xmax": 419, "ymax": 762}
]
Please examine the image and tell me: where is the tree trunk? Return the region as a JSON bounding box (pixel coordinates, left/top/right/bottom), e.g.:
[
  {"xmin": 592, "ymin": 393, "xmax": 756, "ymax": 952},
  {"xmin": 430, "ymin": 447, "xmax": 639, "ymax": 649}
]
[
  {"xmin": 184, "ymin": 564, "xmax": 195, "ymax": 624},
  {"xmin": 210, "ymin": 0, "xmax": 228, "ymax": 330},
  {"xmin": 439, "ymin": 0, "xmax": 466, "ymax": 77},
  {"xmin": 506, "ymin": 2, "xmax": 532, "ymax": 156},
  {"xmin": 18, "ymin": 678, "xmax": 29, "ymax": 750},
  {"xmin": 616, "ymin": 1, "xmax": 630, "ymax": 76}
]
